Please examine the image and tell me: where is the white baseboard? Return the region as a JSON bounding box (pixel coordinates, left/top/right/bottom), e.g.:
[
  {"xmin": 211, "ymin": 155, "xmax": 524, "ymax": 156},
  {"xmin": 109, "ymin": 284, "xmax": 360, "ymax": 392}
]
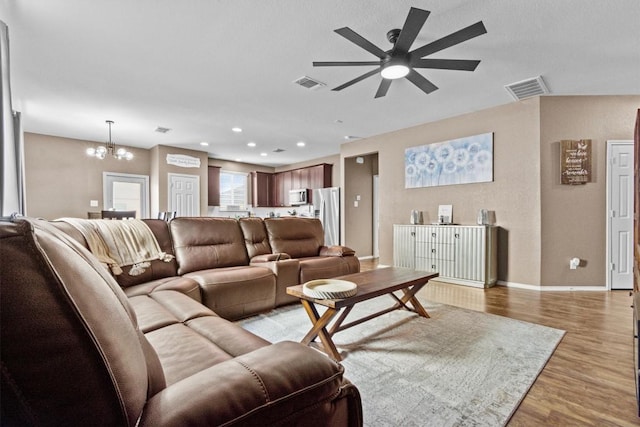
[
  {"xmin": 497, "ymin": 280, "xmax": 608, "ymax": 291},
  {"xmin": 358, "ymin": 255, "xmax": 375, "ymax": 260}
]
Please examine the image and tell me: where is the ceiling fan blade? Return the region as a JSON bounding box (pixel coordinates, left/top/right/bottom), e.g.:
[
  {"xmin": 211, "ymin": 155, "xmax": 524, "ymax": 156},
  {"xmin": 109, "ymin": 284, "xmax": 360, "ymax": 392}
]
[
  {"xmin": 374, "ymin": 79, "xmax": 392, "ymax": 98},
  {"xmin": 411, "ymin": 58, "xmax": 481, "ymax": 71},
  {"xmin": 393, "ymin": 7, "xmax": 430, "ymax": 55},
  {"xmin": 313, "ymin": 61, "xmax": 382, "ymax": 67},
  {"xmin": 334, "ymin": 27, "xmax": 388, "ymax": 59},
  {"xmin": 410, "ymin": 21, "xmax": 487, "ymax": 59},
  {"xmin": 332, "ymin": 68, "xmax": 380, "ymax": 91},
  {"xmin": 405, "ymin": 70, "xmax": 438, "ymax": 94}
]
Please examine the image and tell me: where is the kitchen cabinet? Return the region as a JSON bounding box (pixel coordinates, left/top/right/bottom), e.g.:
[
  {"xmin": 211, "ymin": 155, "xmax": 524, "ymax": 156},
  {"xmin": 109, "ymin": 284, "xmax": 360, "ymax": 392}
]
[
  {"xmin": 393, "ymin": 224, "xmax": 497, "ymax": 288},
  {"xmin": 252, "ymin": 172, "xmax": 273, "ymax": 207},
  {"xmin": 207, "ymin": 166, "xmax": 221, "ymax": 206},
  {"xmin": 260, "ymin": 163, "xmax": 333, "ymax": 207}
]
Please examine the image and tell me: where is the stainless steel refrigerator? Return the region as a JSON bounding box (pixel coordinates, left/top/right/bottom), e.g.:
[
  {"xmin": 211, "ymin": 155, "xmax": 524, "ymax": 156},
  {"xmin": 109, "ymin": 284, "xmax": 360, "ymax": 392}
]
[{"xmin": 312, "ymin": 187, "xmax": 340, "ymax": 246}]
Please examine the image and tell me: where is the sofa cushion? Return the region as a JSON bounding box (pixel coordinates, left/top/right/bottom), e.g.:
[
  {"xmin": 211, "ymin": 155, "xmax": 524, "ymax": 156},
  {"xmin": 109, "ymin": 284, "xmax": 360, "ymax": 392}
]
[
  {"xmin": 128, "ymin": 290, "xmax": 270, "ymax": 386},
  {"xmin": 239, "ymin": 217, "xmax": 272, "ymax": 258},
  {"xmin": 298, "ymin": 256, "xmax": 361, "ymax": 283},
  {"xmin": 264, "ymin": 217, "xmax": 325, "ymax": 258},
  {"xmin": 123, "ymin": 276, "xmax": 202, "ymax": 303},
  {"xmin": 170, "ymin": 217, "xmax": 250, "ymax": 275},
  {"xmin": 185, "ymin": 266, "xmax": 276, "ymax": 320}
]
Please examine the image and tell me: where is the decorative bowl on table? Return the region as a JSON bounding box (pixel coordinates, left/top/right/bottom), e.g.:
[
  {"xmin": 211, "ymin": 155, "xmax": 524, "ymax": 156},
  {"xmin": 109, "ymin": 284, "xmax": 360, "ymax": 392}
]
[{"xmin": 302, "ymin": 279, "xmax": 358, "ymax": 299}]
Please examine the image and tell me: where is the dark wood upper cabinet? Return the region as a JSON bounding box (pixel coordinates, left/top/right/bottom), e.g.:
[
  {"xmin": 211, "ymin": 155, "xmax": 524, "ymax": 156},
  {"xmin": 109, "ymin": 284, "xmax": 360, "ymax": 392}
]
[
  {"xmin": 252, "ymin": 172, "xmax": 273, "ymax": 207},
  {"xmin": 257, "ymin": 163, "xmax": 332, "ymax": 207},
  {"xmin": 207, "ymin": 166, "xmax": 221, "ymax": 206}
]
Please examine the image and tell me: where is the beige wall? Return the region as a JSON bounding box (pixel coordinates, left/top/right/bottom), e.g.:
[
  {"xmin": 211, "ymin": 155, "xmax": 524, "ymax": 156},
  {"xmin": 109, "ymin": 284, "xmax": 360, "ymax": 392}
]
[
  {"xmin": 342, "ymin": 99, "xmax": 543, "ymax": 285},
  {"xmin": 539, "ymin": 96, "xmax": 640, "ymax": 287},
  {"xmin": 341, "ymin": 95, "xmax": 640, "ymax": 287},
  {"xmin": 22, "ymin": 95, "xmax": 639, "ymax": 288},
  {"xmin": 24, "ymin": 133, "xmax": 150, "ymax": 219}
]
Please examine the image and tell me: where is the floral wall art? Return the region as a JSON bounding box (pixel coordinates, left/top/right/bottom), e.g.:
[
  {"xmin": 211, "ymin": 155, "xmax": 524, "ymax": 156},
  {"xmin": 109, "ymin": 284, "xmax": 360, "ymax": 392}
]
[{"xmin": 405, "ymin": 132, "xmax": 493, "ymax": 188}]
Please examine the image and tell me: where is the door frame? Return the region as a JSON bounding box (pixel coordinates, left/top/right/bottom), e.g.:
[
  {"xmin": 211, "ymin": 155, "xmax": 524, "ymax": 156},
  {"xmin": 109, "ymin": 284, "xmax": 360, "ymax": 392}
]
[
  {"xmin": 103, "ymin": 172, "xmax": 149, "ymax": 218},
  {"xmin": 168, "ymin": 172, "xmax": 200, "ymax": 217},
  {"xmin": 606, "ymin": 139, "xmax": 635, "ymax": 290}
]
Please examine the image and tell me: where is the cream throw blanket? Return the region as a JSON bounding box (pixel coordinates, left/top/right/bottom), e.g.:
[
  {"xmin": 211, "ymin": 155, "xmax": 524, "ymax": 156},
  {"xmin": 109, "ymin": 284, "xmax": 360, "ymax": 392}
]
[{"xmin": 58, "ymin": 218, "xmax": 174, "ymax": 276}]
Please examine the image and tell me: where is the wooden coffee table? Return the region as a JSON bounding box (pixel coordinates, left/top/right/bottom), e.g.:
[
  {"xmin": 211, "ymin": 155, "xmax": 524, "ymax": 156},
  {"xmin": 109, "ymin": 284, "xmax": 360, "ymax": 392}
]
[{"xmin": 286, "ymin": 267, "xmax": 439, "ymax": 361}]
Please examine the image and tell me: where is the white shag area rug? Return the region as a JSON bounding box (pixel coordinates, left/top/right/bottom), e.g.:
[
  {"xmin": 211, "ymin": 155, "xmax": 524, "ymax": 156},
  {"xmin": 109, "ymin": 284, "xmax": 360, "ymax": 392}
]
[{"xmin": 237, "ymin": 296, "xmax": 565, "ymax": 427}]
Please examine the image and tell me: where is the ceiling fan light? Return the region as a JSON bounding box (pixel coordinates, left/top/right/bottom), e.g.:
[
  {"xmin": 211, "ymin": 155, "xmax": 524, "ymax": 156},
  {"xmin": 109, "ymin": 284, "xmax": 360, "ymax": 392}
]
[{"xmin": 381, "ymin": 64, "xmax": 409, "ymax": 80}]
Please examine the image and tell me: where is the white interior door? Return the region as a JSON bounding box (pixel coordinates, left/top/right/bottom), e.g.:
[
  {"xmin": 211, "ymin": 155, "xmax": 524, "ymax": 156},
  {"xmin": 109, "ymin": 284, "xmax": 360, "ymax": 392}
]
[
  {"xmin": 169, "ymin": 173, "xmax": 200, "ymax": 217},
  {"xmin": 607, "ymin": 140, "xmax": 635, "ymax": 290}
]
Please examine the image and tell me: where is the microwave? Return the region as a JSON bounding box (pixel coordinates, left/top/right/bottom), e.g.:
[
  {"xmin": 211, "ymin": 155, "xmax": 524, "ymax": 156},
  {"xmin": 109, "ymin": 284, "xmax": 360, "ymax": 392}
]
[{"xmin": 289, "ymin": 188, "xmax": 308, "ymax": 205}]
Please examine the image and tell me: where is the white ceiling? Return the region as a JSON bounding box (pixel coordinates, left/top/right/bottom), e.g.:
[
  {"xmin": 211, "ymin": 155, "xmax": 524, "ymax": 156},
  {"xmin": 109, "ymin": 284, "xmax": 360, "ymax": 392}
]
[{"xmin": 2, "ymin": 0, "xmax": 639, "ymax": 167}]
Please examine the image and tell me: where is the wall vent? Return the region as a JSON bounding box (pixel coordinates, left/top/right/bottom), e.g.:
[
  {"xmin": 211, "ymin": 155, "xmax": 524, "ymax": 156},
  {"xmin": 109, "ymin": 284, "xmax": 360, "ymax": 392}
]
[
  {"xmin": 293, "ymin": 76, "xmax": 326, "ymax": 90},
  {"xmin": 155, "ymin": 126, "xmax": 171, "ymax": 133},
  {"xmin": 504, "ymin": 76, "xmax": 549, "ymax": 101}
]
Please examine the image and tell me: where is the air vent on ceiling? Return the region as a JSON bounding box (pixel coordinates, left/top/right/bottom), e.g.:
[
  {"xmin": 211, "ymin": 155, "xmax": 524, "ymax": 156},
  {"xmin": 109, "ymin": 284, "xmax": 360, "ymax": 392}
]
[
  {"xmin": 504, "ymin": 76, "xmax": 549, "ymax": 101},
  {"xmin": 155, "ymin": 126, "xmax": 172, "ymax": 133},
  {"xmin": 293, "ymin": 76, "xmax": 326, "ymax": 90},
  {"xmin": 273, "ymin": 148, "xmax": 285, "ymax": 153}
]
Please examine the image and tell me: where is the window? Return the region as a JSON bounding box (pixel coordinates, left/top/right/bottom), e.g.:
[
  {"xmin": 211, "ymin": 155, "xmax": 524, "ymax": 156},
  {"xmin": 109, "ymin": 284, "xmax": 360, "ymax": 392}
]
[{"xmin": 219, "ymin": 170, "xmax": 248, "ymax": 209}]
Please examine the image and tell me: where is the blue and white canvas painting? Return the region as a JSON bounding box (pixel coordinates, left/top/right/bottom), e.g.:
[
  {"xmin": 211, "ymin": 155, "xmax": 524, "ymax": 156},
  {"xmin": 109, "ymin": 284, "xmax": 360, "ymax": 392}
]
[{"xmin": 405, "ymin": 133, "xmax": 493, "ymax": 188}]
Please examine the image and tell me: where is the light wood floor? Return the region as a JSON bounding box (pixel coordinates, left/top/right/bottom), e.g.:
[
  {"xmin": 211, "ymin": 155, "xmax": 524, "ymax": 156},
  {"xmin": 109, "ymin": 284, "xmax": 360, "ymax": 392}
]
[{"xmin": 359, "ymin": 259, "xmax": 639, "ymax": 426}]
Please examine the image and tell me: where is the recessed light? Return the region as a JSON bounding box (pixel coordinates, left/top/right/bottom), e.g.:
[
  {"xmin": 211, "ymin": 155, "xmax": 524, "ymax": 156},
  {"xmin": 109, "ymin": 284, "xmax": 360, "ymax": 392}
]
[
  {"xmin": 247, "ymin": 142, "xmax": 256, "ymax": 147},
  {"xmin": 200, "ymin": 142, "xmax": 209, "ymax": 146},
  {"xmin": 297, "ymin": 141, "xmax": 306, "ymax": 147},
  {"xmin": 260, "ymin": 152, "xmax": 267, "ymax": 157},
  {"xmin": 232, "ymin": 127, "xmax": 242, "ymax": 133}
]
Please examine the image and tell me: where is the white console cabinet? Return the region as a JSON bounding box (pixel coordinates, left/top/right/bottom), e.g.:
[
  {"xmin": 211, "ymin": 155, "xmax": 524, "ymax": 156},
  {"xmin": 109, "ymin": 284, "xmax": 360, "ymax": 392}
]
[{"xmin": 393, "ymin": 224, "xmax": 497, "ymax": 288}]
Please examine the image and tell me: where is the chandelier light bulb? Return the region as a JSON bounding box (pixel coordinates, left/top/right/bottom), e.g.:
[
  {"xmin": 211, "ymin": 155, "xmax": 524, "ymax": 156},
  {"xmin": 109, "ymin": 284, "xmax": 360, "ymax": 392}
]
[
  {"xmin": 116, "ymin": 147, "xmax": 127, "ymax": 156},
  {"xmin": 125, "ymin": 152, "xmax": 134, "ymax": 160},
  {"xmin": 96, "ymin": 146, "xmax": 107, "ymax": 155},
  {"xmin": 86, "ymin": 147, "xmax": 96, "ymax": 156}
]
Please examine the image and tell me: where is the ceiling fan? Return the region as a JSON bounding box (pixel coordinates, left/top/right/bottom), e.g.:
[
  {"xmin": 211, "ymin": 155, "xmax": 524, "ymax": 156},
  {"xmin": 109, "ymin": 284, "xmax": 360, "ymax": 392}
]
[{"xmin": 313, "ymin": 7, "xmax": 487, "ymax": 98}]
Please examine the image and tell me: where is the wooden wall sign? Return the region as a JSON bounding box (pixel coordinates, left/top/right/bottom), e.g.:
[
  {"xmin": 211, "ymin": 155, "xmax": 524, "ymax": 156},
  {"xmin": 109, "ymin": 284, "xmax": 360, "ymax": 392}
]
[{"xmin": 561, "ymin": 139, "xmax": 592, "ymax": 185}]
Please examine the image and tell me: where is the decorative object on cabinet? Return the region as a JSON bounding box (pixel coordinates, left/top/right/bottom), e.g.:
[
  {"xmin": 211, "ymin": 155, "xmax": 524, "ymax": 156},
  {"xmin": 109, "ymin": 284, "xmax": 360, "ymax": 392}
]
[
  {"xmin": 393, "ymin": 224, "xmax": 497, "ymax": 288},
  {"xmin": 560, "ymin": 139, "xmax": 592, "ymax": 185},
  {"xmin": 405, "ymin": 133, "xmax": 493, "ymax": 188},
  {"xmin": 437, "ymin": 204, "xmax": 453, "ymax": 224}
]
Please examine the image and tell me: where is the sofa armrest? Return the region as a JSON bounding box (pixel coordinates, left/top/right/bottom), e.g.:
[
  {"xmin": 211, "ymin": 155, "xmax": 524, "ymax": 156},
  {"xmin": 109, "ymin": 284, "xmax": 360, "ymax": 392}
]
[
  {"xmin": 250, "ymin": 252, "xmax": 291, "ymax": 263},
  {"xmin": 139, "ymin": 341, "xmax": 362, "ymax": 426},
  {"xmin": 320, "ymin": 245, "xmax": 356, "ymax": 257}
]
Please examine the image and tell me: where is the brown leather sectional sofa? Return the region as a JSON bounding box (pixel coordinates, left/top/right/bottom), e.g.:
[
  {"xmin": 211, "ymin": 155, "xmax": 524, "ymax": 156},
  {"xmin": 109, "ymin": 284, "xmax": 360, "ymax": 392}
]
[
  {"xmin": 0, "ymin": 217, "xmax": 363, "ymax": 426},
  {"xmin": 54, "ymin": 215, "xmax": 360, "ymax": 320}
]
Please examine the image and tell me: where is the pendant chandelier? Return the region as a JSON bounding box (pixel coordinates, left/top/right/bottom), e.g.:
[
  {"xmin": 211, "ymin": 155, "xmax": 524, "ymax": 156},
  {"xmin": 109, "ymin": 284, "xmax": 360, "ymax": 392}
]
[{"xmin": 86, "ymin": 120, "xmax": 133, "ymax": 160}]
